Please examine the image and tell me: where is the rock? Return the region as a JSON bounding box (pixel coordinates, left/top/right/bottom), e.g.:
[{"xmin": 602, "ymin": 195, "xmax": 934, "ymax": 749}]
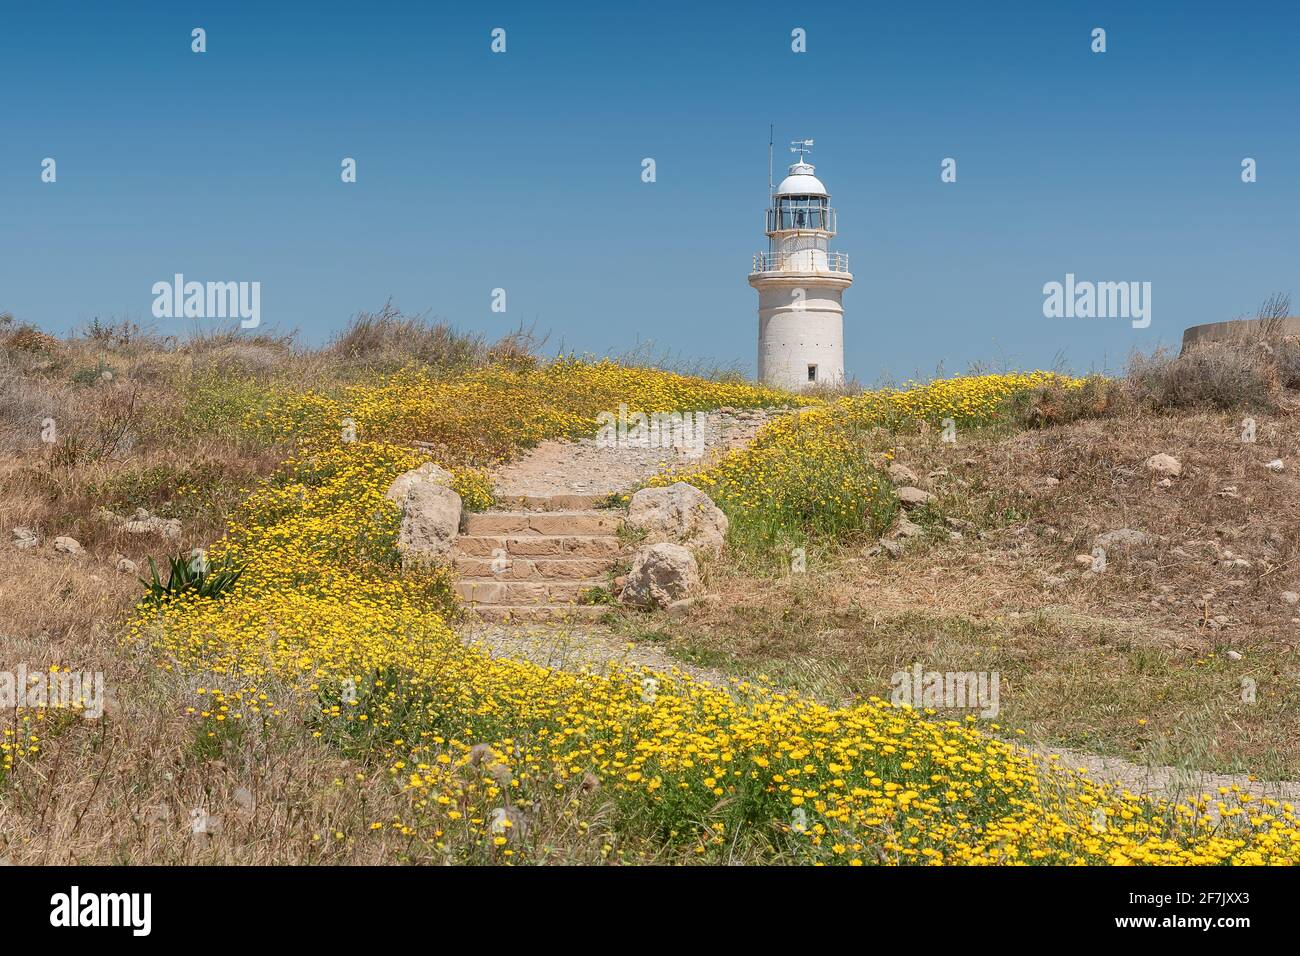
[
  {"xmin": 385, "ymin": 462, "xmax": 454, "ymax": 503},
  {"xmin": 1281, "ymin": 591, "xmax": 1299, "ymax": 605},
  {"xmin": 386, "ymin": 464, "xmax": 462, "ymax": 563},
  {"xmin": 621, "ymin": 542, "xmax": 701, "ymax": 610},
  {"xmin": 1093, "ymin": 529, "xmax": 1158, "ymax": 552},
  {"xmin": 112, "ymin": 554, "xmax": 139, "ymax": 575},
  {"xmin": 896, "ymin": 486, "xmax": 934, "ymax": 509},
  {"xmin": 1226, "ymin": 650, "xmax": 1243, "ymax": 661},
  {"xmin": 866, "ymin": 538, "xmax": 904, "ymax": 559},
  {"xmin": 893, "ymin": 515, "xmax": 924, "ymax": 538},
  {"xmin": 1264, "ymin": 458, "xmax": 1285, "ymax": 473},
  {"xmin": 119, "ymin": 508, "xmax": 182, "ymax": 539},
  {"xmin": 11, "ymin": 528, "xmax": 37, "ymax": 550},
  {"xmin": 1218, "ymin": 558, "xmax": 1251, "ymax": 571},
  {"xmin": 886, "ymin": 462, "xmax": 920, "ymax": 485},
  {"xmin": 53, "ymin": 535, "xmax": 83, "ymax": 555},
  {"xmin": 1144, "ymin": 453, "xmax": 1182, "ymax": 478},
  {"xmin": 626, "ymin": 482, "xmax": 728, "ymax": 556},
  {"xmin": 1157, "ymin": 478, "xmax": 1172, "ymax": 488},
  {"xmin": 944, "ymin": 516, "xmax": 971, "ymax": 530}
]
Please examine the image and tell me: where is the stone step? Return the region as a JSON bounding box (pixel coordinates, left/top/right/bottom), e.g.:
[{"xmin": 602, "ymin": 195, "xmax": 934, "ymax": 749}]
[
  {"xmin": 453, "ymin": 556, "xmax": 612, "ymax": 581},
  {"xmin": 492, "ymin": 493, "xmax": 608, "ymax": 511},
  {"xmin": 464, "ymin": 511, "xmax": 623, "ymax": 536},
  {"xmin": 454, "ymin": 579, "xmax": 609, "ymax": 605},
  {"xmin": 467, "ymin": 604, "xmax": 612, "ymax": 623},
  {"xmin": 452, "ymin": 534, "xmax": 621, "ymax": 559}
]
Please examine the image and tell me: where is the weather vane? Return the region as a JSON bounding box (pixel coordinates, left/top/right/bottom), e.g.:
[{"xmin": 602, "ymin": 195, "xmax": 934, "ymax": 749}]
[{"xmin": 789, "ymin": 139, "xmax": 814, "ymax": 161}]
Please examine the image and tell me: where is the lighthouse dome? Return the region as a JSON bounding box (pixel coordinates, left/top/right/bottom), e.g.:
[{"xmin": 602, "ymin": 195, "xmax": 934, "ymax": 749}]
[{"xmin": 776, "ymin": 160, "xmax": 827, "ymax": 196}]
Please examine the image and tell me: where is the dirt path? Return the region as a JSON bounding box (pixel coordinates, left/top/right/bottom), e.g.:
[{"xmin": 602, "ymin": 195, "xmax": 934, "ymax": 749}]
[
  {"xmin": 490, "ymin": 407, "xmax": 787, "ymax": 499},
  {"xmin": 1020, "ymin": 743, "xmax": 1300, "ymax": 807}
]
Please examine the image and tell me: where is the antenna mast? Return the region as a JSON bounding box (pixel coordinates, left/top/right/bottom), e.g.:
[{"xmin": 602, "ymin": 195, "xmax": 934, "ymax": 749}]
[{"xmin": 768, "ymin": 124, "xmax": 774, "ymax": 201}]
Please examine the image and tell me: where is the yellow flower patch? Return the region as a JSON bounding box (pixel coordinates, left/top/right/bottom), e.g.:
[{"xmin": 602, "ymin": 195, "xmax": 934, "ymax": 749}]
[{"xmin": 125, "ymin": 365, "xmax": 1300, "ymax": 865}]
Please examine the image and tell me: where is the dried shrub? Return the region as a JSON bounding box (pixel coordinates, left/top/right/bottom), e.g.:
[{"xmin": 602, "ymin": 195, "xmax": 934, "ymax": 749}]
[
  {"xmin": 1002, "ymin": 375, "xmax": 1128, "ymax": 429},
  {"xmin": 1125, "ymin": 344, "xmax": 1274, "ymax": 411},
  {"xmin": 330, "ymin": 300, "xmax": 490, "ymax": 372},
  {"xmin": 1271, "ymin": 337, "xmax": 1300, "ymax": 389},
  {"xmin": 2, "ymin": 322, "xmax": 61, "ymax": 354}
]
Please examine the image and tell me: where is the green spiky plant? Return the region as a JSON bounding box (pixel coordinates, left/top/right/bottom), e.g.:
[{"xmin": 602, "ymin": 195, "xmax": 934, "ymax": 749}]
[{"xmin": 139, "ymin": 551, "xmax": 246, "ymax": 607}]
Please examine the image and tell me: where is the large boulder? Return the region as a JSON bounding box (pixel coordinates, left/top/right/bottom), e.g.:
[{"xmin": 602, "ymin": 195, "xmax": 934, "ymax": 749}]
[
  {"xmin": 621, "ymin": 542, "xmax": 701, "ymax": 610},
  {"xmin": 385, "ymin": 462, "xmax": 454, "ymax": 503},
  {"xmin": 386, "ymin": 463, "xmax": 461, "ymax": 564},
  {"xmin": 626, "ymin": 482, "xmax": 728, "ymax": 556}
]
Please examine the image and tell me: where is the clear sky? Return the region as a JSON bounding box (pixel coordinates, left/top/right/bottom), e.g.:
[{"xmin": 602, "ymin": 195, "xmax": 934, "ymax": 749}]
[{"xmin": 3, "ymin": 0, "xmax": 1297, "ymax": 384}]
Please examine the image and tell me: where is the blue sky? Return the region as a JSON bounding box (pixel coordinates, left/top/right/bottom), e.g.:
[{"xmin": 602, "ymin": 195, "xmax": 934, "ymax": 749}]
[{"xmin": 2, "ymin": 0, "xmax": 1296, "ymax": 383}]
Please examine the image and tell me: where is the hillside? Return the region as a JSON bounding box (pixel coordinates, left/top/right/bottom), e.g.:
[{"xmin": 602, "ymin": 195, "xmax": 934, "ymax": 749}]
[{"xmin": 1, "ymin": 309, "xmax": 1298, "ymax": 865}]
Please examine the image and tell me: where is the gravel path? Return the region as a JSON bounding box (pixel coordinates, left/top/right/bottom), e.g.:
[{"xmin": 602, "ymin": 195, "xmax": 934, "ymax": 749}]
[
  {"xmin": 1022, "ymin": 743, "xmax": 1300, "ymax": 807},
  {"xmin": 490, "ymin": 408, "xmax": 789, "ymax": 499}
]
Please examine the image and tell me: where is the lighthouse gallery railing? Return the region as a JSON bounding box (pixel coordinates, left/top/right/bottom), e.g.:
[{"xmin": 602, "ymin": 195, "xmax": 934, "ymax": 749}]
[{"xmin": 751, "ymin": 251, "xmax": 850, "ymax": 274}]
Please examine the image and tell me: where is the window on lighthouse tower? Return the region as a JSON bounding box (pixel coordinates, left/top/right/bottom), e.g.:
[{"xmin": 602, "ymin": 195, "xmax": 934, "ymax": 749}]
[
  {"xmin": 807, "ymin": 364, "xmax": 818, "ymax": 383},
  {"xmin": 775, "ymin": 195, "xmax": 828, "ymax": 230}
]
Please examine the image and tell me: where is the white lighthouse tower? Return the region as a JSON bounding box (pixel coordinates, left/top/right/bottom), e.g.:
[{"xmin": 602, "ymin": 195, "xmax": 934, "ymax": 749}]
[{"xmin": 750, "ymin": 139, "xmax": 852, "ymax": 391}]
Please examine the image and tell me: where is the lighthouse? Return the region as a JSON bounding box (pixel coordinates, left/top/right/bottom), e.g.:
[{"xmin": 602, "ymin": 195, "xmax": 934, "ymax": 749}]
[{"xmin": 750, "ymin": 140, "xmax": 852, "ymax": 391}]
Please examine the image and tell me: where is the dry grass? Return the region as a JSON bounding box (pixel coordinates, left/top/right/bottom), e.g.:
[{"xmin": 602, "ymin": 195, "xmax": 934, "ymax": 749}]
[
  {"xmin": 0, "ymin": 307, "xmax": 546, "ymax": 863},
  {"xmin": 328, "ymin": 299, "xmax": 544, "ymax": 376},
  {"xmin": 5, "ymin": 310, "xmax": 1300, "ymax": 862},
  {"xmin": 1126, "ymin": 294, "xmax": 1300, "ymax": 409},
  {"xmin": 623, "ymin": 405, "xmax": 1300, "ymax": 779},
  {"xmin": 0, "ymin": 542, "xmax": 437, "ymax": 864}
]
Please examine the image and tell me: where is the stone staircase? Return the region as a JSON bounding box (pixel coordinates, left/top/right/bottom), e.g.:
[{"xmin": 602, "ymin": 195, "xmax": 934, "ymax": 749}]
[{"xmin": 452, "ymin": 494, "xmax": 623, "ymax": 622}]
